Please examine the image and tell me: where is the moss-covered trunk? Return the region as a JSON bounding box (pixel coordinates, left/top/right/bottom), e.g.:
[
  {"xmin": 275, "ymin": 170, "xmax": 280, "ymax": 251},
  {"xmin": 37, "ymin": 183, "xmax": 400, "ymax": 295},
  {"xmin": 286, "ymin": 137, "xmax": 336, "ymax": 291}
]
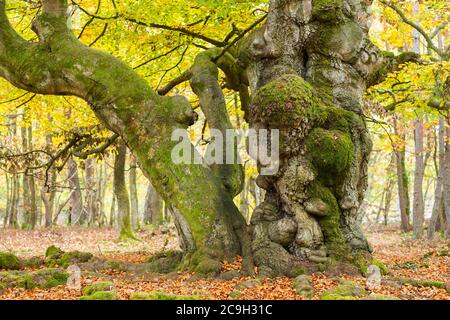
[{"xmin": 238, "ymin": 0, "xmax": 387, "ymax": 276}]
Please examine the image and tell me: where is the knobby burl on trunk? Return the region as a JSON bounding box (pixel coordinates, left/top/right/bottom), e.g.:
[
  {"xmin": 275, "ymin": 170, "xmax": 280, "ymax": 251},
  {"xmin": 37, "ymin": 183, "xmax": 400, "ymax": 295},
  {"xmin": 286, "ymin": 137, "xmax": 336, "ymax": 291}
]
[{"xmin": 0, "ymin": 0, "xmax": 415, "ymax": 276}]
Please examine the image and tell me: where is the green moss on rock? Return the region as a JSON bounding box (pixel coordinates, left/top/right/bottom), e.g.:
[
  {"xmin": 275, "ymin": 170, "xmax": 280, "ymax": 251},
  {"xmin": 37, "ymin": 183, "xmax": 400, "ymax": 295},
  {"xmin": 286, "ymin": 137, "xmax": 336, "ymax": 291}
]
[
  {"xmin": 320, "ymin": 280, "xmax": 366, "ymax": 300},
  {"xmin": 83, "ymin": 281, "xmax": 115, "ymax": 296},
  {"xmin": 147, "ymin": 250, "xmax": 183, "ymax": 274},
  {"xmin": 0, "ymin": 252, "xmax": 20, "ymax": 270},
  {"xmin": 45, "ymin": 246, "xmax": 93, "ymax": 267},
  {"xmin": 362, "ymin": 294, "xmax": 400, "ymax": 300},
  {"xmin": 59, "ymin": 251, "xmax": 93, "ymax": 268},
  {"xmin": 80, "ymin": 291, "xmax": 118, "ymax": 300},
  {"xmin": 45, "ymin": 246, "xmax": 64, "ymax": 259},
  {"xmin": 129, "ymin": 291, "xmax": 201, "ymax": 300},
  {"xmin": 0, "ymin": 268, "xmax": 68, "ymax": 289},
  {"xmin": 194, "ymin": 258, "xmax": 223, "ymax": 275}
]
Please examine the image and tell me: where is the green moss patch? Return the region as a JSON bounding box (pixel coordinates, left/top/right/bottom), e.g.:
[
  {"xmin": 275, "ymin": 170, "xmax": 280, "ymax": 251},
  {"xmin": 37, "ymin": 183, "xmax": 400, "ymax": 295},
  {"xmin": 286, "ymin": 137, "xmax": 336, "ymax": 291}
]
[
  {"xmin": 147, "ymin": 250, "xmax": 183, "ymax": 274},
  {"xmin": 45, "ymin": 246, "xmax": 93, "ymax": 268},
  {"xmin": 129, "ymin": 291, "xmax": 202, "ymax": 300},
  {"xmin": 250, "ymin": 74, "xmax": 328, "ymax": 128},
  {"xmin": 80, "ymin": 281, "xmax": 117, "ymax": 300},
  {"xmin": 320, "ymin": 280, "xmax": 366, "ymax": 300},
  {"xmin": 0, "ymin": 252, "xmax": 20, "ymax": 270},
  {"xmin": 80, "ymin": 291, "xmax": 118, "ymax": 300},
  {"xmin": 0, "ymin": 268, "xmax": 68, "ymax": 289},
  {"xmin": 305, "ymin": 128, "xmax": 353, "ymax": 178}
]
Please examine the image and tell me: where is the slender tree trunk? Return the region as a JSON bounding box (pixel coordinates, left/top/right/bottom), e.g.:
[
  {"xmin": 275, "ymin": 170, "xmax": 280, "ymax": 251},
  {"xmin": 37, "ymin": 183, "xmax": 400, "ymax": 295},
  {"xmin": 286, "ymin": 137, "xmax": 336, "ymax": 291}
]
[
  {"xmin": 67, "ymin": 158, "xmax": 84, "ymax": 226},
  {"xmin": 413, "ymin": 119, "xmax": 425, "ymax": 238},
  {"xmin": 444, "ymin": 116, "xmax": 450, "ymax": 238},
  {"xmin": 428, "ymin": 119, "xmax": 445, "ymax": 239},
  {"xmin": 84, "ymin": 157, "xmax": 97, "ymax": 225},
  {"xmin": 3, "ymin": 173, "xmax": 10, "ymax": 227},
  {"xmin": 114, "ymin": 140, "xmax": 135, "ymax": 240},
  {"xmin": 109, "ymin": 194, "xmax": 116, "ymax": 227},
  {"xmin": 27, "ymin": 125, "xmax": 38, "ymax": 228},
  {"xmin": 9, "ymin": 173, "xmax": 19, "ymax": 228},
  {"xmin": 96, "ymin": 161, "xmax": 107, "ymax": 226},
  {"xmin": 394, "ymin": 116, "xmax": 411, "ymax": 232},
  {"xmin": 375, "ymin": 189, "xmax": 386, "ymax": 224},
  {"xmin": 129, "ymin": 155, "xmax": 139, "ymax": 229},
  {"xmin": 21, "ymin": 121, "xmax": 31, "ymax": 228},
  {"xmin": 143, "ymin": 182, "xmax": 163, "ymax": 226},
  {"xmin": 41, "ymin": 133, "xmax": 56, "ymax": 228}
]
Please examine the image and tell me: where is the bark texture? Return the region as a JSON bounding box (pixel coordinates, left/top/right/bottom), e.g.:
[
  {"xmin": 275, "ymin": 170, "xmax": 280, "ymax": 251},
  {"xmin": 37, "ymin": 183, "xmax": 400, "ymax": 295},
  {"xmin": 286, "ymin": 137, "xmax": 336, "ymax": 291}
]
[
  {"xmin": 237, "ymin": 0, "xmax": 390, "ymax": 276},
  {"xmin": 113, "ymin": 140, "xmax": 134, "ymax": 240}
]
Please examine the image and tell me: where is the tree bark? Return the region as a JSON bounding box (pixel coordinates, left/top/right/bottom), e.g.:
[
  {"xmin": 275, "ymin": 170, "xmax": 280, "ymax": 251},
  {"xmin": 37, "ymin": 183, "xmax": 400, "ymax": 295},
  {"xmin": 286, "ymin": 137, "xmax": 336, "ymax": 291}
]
[
  {"xmin": 444, "ymin": 116, "xmax": 450, "ymax": 238},
  {"xmin": 428, "ymin": 119, "xmax": 445, "ymax": 239},
  {"xmin": 21, "ymin": 121, "xmax": 32, "ymax": 228},
  {"xmin": 236, "ymin": 0, "xmax": 401, "ymax": 276},
  {"xmin": 67, "ymin": 158, "xmax": 84, "ymax": 226},
  {"xmin": 129, "ymin": 155, "xmax": 139, "ymax": 229},
  {"xmin": 412, "ymin": 118, "xmax": 425, "ymax": 238},
  {"xmin": 113, "ymin": 140, "xmax": 135, "ymax": 240},
  {"xmin": 84, "ymin": 157, "xmax": 97, "ymax": 225},
  {"xmin": 393, "ymin": 116, "xmax": 412, "ymax": 232},
  {"xmin": 143, "ymin": 182, "xmax": 163, "ymax": 226},
  {"xmin": 41, "ymin": 133, "xmax": 57, "ymax": 228}
]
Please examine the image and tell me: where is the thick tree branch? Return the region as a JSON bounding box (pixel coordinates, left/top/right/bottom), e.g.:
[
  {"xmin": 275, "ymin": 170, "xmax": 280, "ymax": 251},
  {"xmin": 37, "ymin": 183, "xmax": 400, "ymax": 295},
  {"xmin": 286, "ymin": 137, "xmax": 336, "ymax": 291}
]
[{"xmin": 367, "ymin": 51, "xmax": 420, "ymax": 87}]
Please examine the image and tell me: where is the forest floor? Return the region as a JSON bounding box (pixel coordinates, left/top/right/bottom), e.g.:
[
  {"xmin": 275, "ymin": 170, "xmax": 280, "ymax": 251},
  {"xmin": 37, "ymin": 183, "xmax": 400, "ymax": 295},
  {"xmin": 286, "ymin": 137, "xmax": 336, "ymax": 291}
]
[{"xmin": 0, "ymin": 225, "xmax": 448, "ymax": 300}]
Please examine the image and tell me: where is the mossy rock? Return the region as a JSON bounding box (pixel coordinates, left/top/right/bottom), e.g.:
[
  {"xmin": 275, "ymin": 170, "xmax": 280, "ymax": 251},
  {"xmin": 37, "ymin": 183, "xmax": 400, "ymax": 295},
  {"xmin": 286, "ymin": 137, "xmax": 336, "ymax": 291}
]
[
  {"xmin": 80, "ymin": 291, "xmax": 118, "ymax": 300},
  {"xmin": 45, "ymin": 246, "xmax": 93, "ymax": 268},
  {"xmin": 146, "ymin": 250, "xmax": 183, "ymax": 274},
  {"xmin": 45, "ymin": 246, "xmax": 64, "ymax": 260},
  {"xmin": 320, "ymin": 280, "xmax": 366, "ymax": 300},
  {"xmin": 22, "ymin": 256, "xmax": 46, "ymax": 268},
  {"xmin": 0, "ymin": 252, "xmax": 20, "ymax": 270},
  {"xmin": 83, "ymin": 281, "xmax": 115, "ymax": 296},
  {"xmin": 293, "ymin": 275, "xmax": 314, "ymax": 298},
  {"xmin": 129, "ymin": 291, "xmax": 201, "ymax": 300},
  {"xmin": 290, "ymin": 265, "xmax": 306, "ymax": 277},
  {"xmin": 360, "ymin": 259, "xmax": 389, "ymax": 276},
  {"xmin": 362, "ymin": 294, "xmax": 400, "ymax": 300},
  {"xmin": 59, "ymin": 251, "xmax": 93, "ymax": 268},
  {"xmin": 0, "ymin": 268, "xmax": 68, "ymax": 289},
  {"xmin": 320, "ymin": 293, "xmax": 358, "ymax": 300},
  {"xmin": 195, "ymin": 258, "xmax": 223, "ymax": 275}
]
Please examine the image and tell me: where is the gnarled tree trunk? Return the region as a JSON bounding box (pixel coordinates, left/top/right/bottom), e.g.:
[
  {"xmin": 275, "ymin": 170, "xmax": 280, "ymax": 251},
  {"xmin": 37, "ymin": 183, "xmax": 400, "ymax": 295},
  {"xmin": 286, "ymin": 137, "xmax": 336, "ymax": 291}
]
[{"xmin": 0, "ymin": 0, "xmax": 412, "ymax": 275}]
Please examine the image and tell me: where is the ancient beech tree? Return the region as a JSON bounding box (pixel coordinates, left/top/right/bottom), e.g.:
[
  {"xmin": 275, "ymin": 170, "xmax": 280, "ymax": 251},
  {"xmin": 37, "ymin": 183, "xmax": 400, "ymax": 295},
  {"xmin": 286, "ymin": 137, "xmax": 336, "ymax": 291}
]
[{"xmin": 0, "ymin": 0, "xmax": 415, "ymax": 276}]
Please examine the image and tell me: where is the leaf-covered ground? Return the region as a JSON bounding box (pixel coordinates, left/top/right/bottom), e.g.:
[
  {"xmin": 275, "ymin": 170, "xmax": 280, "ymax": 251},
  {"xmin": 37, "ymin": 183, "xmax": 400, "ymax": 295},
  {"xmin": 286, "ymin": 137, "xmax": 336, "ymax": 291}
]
[{"xmin": 0, "ymin": 225, "xmax": 448, "ymax": 300}]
